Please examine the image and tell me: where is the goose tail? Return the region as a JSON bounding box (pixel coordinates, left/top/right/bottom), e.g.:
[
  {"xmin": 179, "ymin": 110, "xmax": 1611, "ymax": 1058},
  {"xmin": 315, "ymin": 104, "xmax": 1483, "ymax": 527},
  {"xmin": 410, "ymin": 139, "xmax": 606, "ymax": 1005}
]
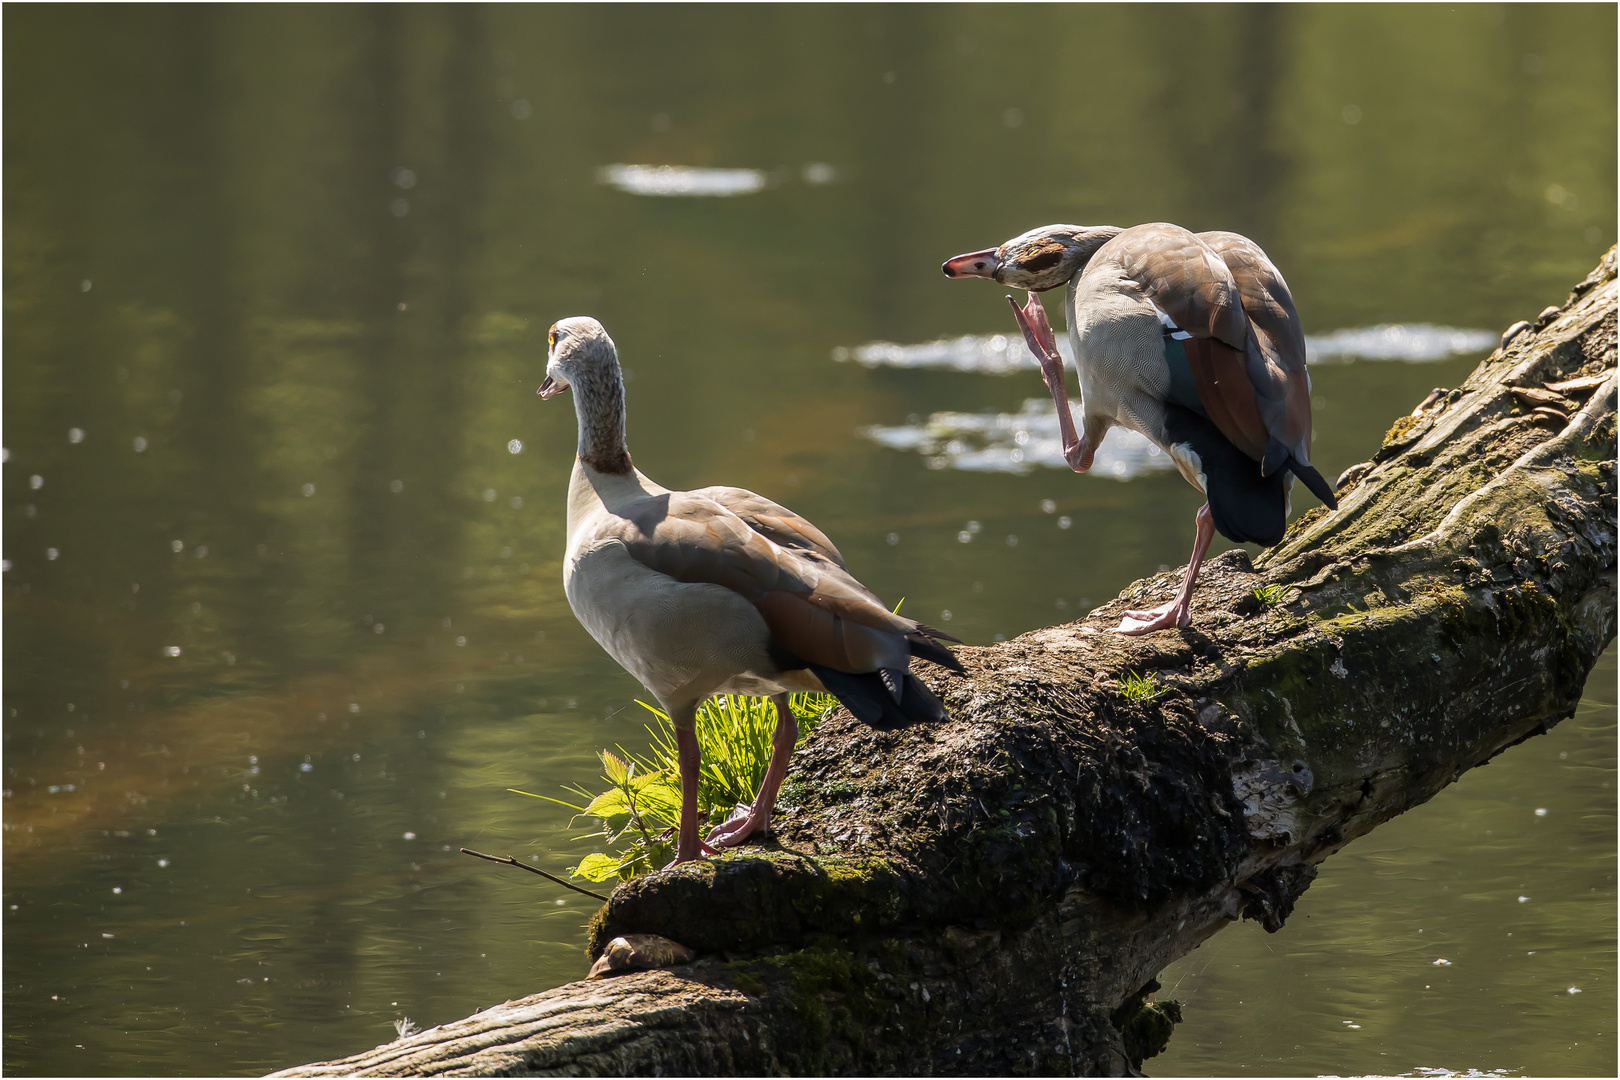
[{"xmin": 808, "ymin": 664, "xmax": 949, "ymax": 726}]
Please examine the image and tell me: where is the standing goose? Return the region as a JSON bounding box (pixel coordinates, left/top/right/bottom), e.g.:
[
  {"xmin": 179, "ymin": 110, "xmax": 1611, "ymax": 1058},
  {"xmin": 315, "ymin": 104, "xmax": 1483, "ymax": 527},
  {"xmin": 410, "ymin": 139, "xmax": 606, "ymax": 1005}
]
[
  {"xmin": 539, "ymin": 317, "xmax": 962, "ymax": 863},
  {"xmin": 942, "ymin": 222, "xmax": 1336, "ymax": 634}
]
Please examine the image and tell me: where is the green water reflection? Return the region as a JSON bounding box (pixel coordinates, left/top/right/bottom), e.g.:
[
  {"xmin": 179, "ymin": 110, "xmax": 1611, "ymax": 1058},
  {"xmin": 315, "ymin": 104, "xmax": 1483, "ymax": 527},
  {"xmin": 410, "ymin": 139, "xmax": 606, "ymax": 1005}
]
[{"xmin": 3, "ymin": 4, "xmax": 1613, "ymax": 1076}]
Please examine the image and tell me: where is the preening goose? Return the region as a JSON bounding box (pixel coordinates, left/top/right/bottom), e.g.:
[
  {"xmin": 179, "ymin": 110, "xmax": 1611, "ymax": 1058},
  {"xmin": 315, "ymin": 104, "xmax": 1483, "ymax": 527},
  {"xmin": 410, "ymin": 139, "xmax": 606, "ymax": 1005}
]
[
  {"xmin": 539, "ymin": 317, "xmax": 963, "ymax": 863},
  {"xmin": 943, "ymin": 222, "xmax": 1337, "ymax": 633}
]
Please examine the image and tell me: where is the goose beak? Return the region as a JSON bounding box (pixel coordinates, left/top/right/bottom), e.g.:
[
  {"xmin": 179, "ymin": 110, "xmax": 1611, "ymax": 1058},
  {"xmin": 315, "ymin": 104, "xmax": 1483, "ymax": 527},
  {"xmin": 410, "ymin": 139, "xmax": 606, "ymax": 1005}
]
[
  {"xmin": 537, "ymin": 375, "xmax": 569, "ymax": 399},
  {"xmin": 942, "ymin": 247, "xmax": 1001, "ymax": 280}
]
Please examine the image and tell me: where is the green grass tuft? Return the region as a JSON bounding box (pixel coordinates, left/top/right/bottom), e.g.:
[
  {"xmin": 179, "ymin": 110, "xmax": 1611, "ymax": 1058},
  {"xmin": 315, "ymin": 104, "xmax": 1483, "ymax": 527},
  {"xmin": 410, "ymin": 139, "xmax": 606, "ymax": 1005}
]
[
  {"xmin": 1118, "ymin": 669, "xmax": 1164, "ymax": 702},
  {"xmin": 516, "ymin": 691, "xmax": 839, "ymax": 884},
  {"xmin": 1253, "ymin": 583, "xmax": 1290, "ymax": 607}
]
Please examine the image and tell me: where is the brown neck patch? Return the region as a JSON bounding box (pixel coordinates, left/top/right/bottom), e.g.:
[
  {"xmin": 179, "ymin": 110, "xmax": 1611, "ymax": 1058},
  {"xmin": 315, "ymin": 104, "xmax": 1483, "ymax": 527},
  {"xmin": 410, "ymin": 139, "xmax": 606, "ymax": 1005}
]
[{"xmin": 580, "ymin": 448, "xmax": 633, "ymax": 475}]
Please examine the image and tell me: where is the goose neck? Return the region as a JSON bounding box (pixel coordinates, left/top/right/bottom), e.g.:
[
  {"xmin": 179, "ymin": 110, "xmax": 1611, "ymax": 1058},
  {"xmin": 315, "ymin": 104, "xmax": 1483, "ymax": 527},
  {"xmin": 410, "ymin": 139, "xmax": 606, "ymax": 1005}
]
[{"xmin": 572, "ymin": 364, "xmax": 632, "ymax": 475}]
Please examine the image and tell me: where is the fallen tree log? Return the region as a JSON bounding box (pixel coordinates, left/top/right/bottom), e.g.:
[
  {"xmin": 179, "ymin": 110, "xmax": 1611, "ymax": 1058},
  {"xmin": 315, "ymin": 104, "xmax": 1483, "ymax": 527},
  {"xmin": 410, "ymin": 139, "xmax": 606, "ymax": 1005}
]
[{"xmin": 274, "ymin": 249, "xmax": 1617, "ymax": 1078}]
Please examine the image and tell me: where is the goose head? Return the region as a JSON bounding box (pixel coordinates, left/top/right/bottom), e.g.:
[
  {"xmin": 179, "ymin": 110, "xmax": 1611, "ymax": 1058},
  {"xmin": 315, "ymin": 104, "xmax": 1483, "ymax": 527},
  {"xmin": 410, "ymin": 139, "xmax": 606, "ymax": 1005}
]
[
  {"xmin": 538, "ymin": 316, "xmax": 633, "ymax": 473},
  {"xmin": 538, "ymin": 316, "xmax": 618, "ymax": 399},
  {"xmin": 941, "ymin": 223, "xmax": 1123, "ymax": 292}
]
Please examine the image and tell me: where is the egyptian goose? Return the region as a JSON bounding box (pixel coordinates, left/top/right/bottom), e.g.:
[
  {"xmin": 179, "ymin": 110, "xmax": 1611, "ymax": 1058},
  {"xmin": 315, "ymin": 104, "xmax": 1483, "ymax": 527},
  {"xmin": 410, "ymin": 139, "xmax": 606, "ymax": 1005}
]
[
  {"xmin": 539, "ymin": 317, "xmax": 962, "ymax": 863},
  {"xmin": 942, "ymin": 223, "xmax": 1337, "ymax": 633}
]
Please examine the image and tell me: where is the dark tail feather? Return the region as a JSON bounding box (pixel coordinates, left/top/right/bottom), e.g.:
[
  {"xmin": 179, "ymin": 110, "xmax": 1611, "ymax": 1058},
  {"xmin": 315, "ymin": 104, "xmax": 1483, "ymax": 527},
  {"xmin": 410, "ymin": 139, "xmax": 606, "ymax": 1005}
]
[
  {"xmin": 902, "ymin": 671, "xmax": 947, "ymax": 722},
  {"xmin": 808, "ymin": 664, "xmax": 949, "ymax": 727},
  {"xmin": 914, "ymin": 622, "xmax": 962, "ymax": 645},
  {"xmin": 1262, "ymin": 437, "xmax": 1291, "ymax": 478},
  {"xmin": 906, "ymin": 630, "xmax": 965, "ymax": 674},
  {"xmin": 808, "ymin": 665, "xmax": 889, "ymax": 723},
  {"xmin": 1287, "ymin": 456, "xmax": 1338, "ymax": 510}
]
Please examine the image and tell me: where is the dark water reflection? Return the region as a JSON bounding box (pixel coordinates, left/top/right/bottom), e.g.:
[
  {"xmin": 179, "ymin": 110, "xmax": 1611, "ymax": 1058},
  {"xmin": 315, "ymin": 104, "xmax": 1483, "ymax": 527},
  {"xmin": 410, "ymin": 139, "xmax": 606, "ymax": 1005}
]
[{"xmin": 3, "ymin": 5, "xmax": 1614, "ymax": 1076}]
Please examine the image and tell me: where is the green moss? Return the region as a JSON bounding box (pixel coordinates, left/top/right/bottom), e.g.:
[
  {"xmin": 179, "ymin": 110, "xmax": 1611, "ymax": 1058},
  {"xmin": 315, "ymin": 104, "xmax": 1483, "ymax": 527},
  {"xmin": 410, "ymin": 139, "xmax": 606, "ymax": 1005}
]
[
  {"xmin": 1119, "ymin": 998, "xmax": 1183, "ymax": 1067},
  {"xmin": 755, "ymin": 944, "xmax": 897, "ymax": 1060},
  {"xmin": 590, "ymin": 851, "xmax": 908, "ymax": 956},
  {"xmin": 721, "ymin": 962, "xmax": 769, "ymax": 998},
  {"xmin": 1380, "ymin": 413, "xmax": 1424, "ymax": 449},
  {"xmin": 1112, "ymin": 979, "xmax": 1184, "ymax": 1069},
  {"xmin": 821, "ymin": 779, "xmax": 859, "ymax": 802}
]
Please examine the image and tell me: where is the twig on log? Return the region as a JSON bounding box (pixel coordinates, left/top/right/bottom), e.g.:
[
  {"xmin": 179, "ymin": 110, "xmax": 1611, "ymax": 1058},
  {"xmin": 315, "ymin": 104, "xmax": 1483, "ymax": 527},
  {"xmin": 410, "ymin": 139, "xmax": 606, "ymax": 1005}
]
[{"xmin": 459, "ymin": 847, "xmax": 609, "ymax": 902}]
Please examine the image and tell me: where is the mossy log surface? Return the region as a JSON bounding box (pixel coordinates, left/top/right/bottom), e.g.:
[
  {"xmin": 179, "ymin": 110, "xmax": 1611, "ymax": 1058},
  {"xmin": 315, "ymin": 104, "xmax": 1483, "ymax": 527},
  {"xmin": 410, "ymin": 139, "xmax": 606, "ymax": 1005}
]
[{"xmin": 273, "ymin": 251, "xmax": 1617, "ymax": 1078}]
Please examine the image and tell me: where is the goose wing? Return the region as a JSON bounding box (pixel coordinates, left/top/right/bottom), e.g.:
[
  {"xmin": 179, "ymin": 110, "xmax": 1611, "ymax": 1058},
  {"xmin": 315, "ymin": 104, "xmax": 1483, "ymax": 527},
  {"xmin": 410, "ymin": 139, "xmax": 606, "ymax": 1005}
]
[
  {"xmin": 1107, "ymin": 223, "xmax": 1249, "ymax": 348},
  {"xmin": 1104, "ymin": 223, "xmax": 1269, "ymax": 462},
  {"xmin": 604, "ymin": 491, "xmax": 960, "ymax": 677},
  {"xmin": 1197, "ymin": 230, "xmax": 1313, "ymax": 454},
  {"xmin": 688, "ymin": 485, "xmax": 847, "ymax": 568}
]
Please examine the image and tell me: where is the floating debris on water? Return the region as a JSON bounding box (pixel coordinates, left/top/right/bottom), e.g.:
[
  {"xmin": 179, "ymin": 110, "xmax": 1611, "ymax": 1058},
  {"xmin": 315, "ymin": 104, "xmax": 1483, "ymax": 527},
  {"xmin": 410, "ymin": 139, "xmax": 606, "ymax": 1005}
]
[
  {"xmin": 834, "ymin": 323, "xmax": 1497, "ymax": 374},
  {"xmin": 861, "ymin": 398, "xmax": 1176, "ymax": 478},
  {"xmin": 597, "ymin": 164, "xmax": 766, "ymax": 197},
  {"xmin": 1432, "ymin": 957, "xmax": 1452, "ymax": 966}
]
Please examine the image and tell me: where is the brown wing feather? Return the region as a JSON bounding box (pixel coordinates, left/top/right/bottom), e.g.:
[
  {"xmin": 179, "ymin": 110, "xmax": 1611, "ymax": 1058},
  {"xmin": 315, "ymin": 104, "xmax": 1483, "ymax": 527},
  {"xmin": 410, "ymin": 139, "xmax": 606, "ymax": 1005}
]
[
  {"xmin": 1099, "ymin": 224, "xmax": 1275, "ymax": 462},
  {"xmin": 1198, "ymin": 231, "xmax": 1313, "ymax": 453},
  {"xmin": 688, "ymin": 486, "xmax": 847, "ymax": 567},
  {"xmin": 1105, "ymin": 223, "xmax": 1248, "ymax": 350},
  {"xmin": 610, "ymin": 493, "xmax": 799, "ymax": 601},
  {"xmin": 1197, "ymin": 232, "xmax": 1306, "ymax": 371},
  {"xmin": 1183, "ymin": 337, "xmax": 1270, "ymax": 462},
  {"xmin": 754, "ymin": 592, "xmax": 907, "ymax": 673},
  {"xmin": 609, "ymin": 491, "xmax": 929, "ymax": 675}
]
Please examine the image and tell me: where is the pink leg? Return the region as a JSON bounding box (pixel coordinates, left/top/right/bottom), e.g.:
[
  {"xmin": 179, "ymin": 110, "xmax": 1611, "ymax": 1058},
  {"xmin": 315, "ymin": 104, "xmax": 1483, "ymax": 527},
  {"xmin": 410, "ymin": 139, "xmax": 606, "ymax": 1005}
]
[
  {"xmin": 1008, "ymin": 291, "xmax": 1093, "ymax": 473},
  {"xmin": 666, "ymin": 721, "xmax": 720, "ymax": 866},
  {"xmin": 673, "ymin": 723, "xmax": 705, "ymax": 863},
  {"xmin": 1114, "ymin": 504, "xmax": 1216, "ymax": 635},
  {"xmin": 706, "ymin": 694, "xmax": 797, "ymax": 849}
]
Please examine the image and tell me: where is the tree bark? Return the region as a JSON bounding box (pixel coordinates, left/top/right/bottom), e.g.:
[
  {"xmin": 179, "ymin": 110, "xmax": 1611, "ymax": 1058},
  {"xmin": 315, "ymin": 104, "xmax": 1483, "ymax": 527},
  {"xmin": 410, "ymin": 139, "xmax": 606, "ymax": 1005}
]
[{"xmin": 273, "ymin": 249, "xmax": 1617, "ymax": 1078}]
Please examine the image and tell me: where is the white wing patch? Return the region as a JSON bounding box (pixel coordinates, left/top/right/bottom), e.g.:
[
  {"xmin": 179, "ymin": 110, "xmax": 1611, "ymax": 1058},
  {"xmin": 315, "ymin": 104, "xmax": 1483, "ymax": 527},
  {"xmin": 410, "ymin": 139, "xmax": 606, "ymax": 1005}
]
[{"xmin": 1148, "ymin": 299, "xmax": 1193, "ymax": 340}]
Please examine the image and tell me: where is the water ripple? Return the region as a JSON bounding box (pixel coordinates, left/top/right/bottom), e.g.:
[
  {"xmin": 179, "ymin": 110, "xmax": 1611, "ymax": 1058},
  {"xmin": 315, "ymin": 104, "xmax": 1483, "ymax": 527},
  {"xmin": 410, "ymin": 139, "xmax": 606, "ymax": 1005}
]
[
  {"xmin": 597, "ymin": 164, "xmax": 766, "ymax": 197},
  {"xmin": 1305, "ymin": 324, "xmax": 1499, "ymax": 363},
  {"xmin": 833, "ymin": 323, "xmax": 1497, "ymax": 373},
  {"xmin": 862, "ymin": 399, "xmax": 1175, "ymax": 479}
]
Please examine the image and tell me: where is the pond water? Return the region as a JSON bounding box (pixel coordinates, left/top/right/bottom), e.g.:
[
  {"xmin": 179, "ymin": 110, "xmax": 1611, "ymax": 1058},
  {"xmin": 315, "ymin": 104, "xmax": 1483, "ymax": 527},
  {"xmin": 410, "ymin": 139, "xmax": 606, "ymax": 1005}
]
[{"xmin": 3, "ymin": 6, "xmax": 1614, "ymax": 1076}]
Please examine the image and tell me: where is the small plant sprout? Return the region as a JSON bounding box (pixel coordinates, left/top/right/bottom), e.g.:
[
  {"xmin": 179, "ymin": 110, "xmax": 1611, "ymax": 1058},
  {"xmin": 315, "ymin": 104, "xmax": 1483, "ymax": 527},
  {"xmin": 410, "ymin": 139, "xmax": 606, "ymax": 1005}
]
[
  {"xmin": 1253, "ymin": 583, "xmax": 1290, "ymax": 607},
  {"xmin": 1118, "ymin": 670, "xmax": 1164, "ymax": 702}
]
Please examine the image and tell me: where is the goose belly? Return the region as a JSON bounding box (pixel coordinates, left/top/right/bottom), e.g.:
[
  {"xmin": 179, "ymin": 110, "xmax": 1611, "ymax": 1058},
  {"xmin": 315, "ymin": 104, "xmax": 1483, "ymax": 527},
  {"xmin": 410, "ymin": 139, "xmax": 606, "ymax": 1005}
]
[
  {"xmin": 1069, "ymin": 289, "xmax": 1175, "ymax": 430},
  {"xmin": 563, "ymin": 539, "xmax": 793, "ymax": 706}
]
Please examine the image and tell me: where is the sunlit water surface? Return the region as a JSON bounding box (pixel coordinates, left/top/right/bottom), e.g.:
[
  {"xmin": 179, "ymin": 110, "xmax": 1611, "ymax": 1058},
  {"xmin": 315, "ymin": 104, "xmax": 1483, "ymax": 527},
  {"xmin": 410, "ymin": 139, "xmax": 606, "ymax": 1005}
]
[{"xmin": 3, "ymin": 5, "xmax": 1614, "ymax": 1076}]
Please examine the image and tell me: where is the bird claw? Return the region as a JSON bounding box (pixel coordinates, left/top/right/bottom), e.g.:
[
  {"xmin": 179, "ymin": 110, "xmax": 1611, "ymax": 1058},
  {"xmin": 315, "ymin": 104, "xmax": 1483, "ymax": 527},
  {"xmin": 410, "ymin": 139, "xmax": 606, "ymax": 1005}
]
[
  {"xmin": 1007, "ymin": 291, "xmax": 1061, "ymax": 365},
  {"xmin": 704, "ymin": 803, "xmax": 767, "ymax": 849},
  {"xmin": 663, "ymin": 838, "xmax": 720, "ymax": 871},
  {"xmin": 1112, "ymin": 600, "xmax": 1191, "ymax": 635}
]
